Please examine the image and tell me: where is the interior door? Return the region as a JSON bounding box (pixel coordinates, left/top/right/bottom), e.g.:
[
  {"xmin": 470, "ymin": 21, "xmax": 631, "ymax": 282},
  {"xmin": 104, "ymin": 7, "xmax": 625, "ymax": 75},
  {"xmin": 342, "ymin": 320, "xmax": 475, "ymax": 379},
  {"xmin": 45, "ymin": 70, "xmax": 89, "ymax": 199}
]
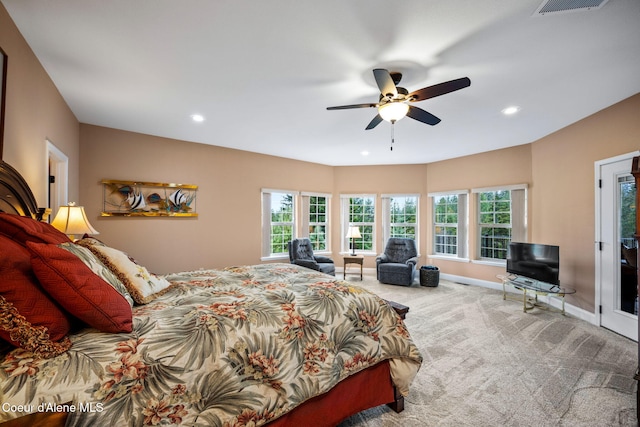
[
  {"xmin": 47, "ymin": 140, "xmax": 68, "ymax": 221},
  {"xmin": 597, "ymin": 153, "xmax": 638, "ymax": 341}
]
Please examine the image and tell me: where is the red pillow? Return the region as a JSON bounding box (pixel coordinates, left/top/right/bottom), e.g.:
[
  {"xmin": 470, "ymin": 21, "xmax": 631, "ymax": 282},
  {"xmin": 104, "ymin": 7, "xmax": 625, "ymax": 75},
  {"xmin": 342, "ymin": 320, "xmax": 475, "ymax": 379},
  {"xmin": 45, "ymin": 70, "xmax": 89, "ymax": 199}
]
[
  {"xmin": 0, "ymin": 235, "xmax": 72, "ymax": 354},
  {"xmin": 0, "ymin": 212, "xmax": 70, "ymax": 245},
  {"xmin": 27, "ymin": 242, "xmax": 133, "ymax": 334}
]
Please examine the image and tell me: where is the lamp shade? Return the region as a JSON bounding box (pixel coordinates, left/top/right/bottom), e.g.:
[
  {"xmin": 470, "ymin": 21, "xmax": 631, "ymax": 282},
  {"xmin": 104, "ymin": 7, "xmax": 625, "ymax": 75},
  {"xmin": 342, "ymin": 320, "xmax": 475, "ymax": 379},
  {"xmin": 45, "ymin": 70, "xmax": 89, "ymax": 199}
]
[
  {"xmin": 378, "ymin": 102, "xmax": 409, "ymax": 122},
  {"xmin": 346, "ymin": 226, "xmax": 361, "ymax": 256},
  {"xmin": 345, "ymin": 226, "xmax": 361, "ymax": 239},
  {"xmin": 51, "ymin": 203, "xmax": 99, "ymax": 239}
]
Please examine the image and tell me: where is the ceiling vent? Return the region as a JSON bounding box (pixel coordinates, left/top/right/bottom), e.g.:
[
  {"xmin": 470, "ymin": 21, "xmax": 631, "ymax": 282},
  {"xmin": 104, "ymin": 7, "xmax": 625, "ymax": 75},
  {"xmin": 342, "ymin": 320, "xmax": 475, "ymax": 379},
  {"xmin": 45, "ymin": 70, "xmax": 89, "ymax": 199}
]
[{"xmin": 534, "ymin": 0, "xmax": 609, "ymax": 15}]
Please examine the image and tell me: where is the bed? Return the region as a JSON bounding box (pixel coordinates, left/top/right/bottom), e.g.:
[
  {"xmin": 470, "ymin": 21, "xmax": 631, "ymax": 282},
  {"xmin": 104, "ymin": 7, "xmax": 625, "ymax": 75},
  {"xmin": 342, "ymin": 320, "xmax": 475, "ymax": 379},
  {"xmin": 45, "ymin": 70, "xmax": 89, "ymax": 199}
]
[{"xmin": 0, "ymin": 160, "xmax": 422, "ymax": 426}]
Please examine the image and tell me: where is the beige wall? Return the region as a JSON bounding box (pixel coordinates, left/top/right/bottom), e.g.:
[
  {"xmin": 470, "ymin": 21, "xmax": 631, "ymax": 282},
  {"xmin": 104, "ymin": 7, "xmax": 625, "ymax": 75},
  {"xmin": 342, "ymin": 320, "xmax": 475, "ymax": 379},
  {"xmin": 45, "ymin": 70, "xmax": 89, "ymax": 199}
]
[
  {"xmin": 531, "ymin": 94, "xmax": 640, "ymax": 311},
  {"xmin": 333, "ymin": 164, "xmax": 428, "ymax": 269},
  {"xmin": 424, "ymin": 144, "xmax": 533, "ymax": 283},
  {"xmin": 0, "ymin": 4, "xmax": 79, "ymax": 205},
  {"xmin": 79, "ymin": 125, "xmax": 334, "ymax": 273},
  {"xmin": 419, "ymin": 95, "xmax": 640, "ymax": 312},
  {"xmin": 78, "ymin": 92, "xmax": 640, "ymax": 315}
]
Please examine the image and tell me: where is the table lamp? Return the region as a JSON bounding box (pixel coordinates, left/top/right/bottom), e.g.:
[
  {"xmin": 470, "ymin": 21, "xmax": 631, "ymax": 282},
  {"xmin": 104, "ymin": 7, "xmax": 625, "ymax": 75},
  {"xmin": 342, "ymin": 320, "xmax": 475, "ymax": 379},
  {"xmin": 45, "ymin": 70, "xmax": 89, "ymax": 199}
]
[
  {"xmin": 346, "ymin": 226, "xmax": 361, "ymax": 256},
  {"xmin": 51, "ymin": 202, "xmax": 99, "ymax": 241}
]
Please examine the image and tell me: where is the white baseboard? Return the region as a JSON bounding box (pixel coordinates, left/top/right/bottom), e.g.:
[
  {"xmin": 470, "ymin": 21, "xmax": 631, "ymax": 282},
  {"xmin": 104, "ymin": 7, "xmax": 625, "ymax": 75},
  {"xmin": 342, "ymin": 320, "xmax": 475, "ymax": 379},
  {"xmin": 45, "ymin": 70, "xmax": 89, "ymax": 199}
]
[
  {"xmin": 337, "ymin": 267, "xmax": 376, "ymax": 274},
  {"xmin": 336, "ymin": 268, "xmax": 597, "ymax": 325},
  {"xmin": 440, "ymin": 273, "xmax": 597, "ymax": 325}
]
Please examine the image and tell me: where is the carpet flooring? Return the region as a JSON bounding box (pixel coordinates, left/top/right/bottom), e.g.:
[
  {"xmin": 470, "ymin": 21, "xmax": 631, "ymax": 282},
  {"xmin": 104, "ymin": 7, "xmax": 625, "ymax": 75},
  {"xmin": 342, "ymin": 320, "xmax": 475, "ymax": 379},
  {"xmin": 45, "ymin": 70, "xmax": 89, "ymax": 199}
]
[{"xmin": 338, "ymin": 273, "xmax": 637, "ymax": 427}]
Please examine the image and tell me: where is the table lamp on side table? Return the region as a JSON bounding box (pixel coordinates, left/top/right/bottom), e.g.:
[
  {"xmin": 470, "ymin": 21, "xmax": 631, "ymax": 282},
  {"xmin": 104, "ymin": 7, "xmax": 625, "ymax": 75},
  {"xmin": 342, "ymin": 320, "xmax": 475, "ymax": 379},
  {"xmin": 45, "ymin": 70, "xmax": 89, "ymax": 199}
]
[
  {"xmin": 346, "ymin": 226, "xmax": 361, "ymax": 256},
  {"xmin": 51, "ymin": 202, "xmax": 99, "ymax": 241}
]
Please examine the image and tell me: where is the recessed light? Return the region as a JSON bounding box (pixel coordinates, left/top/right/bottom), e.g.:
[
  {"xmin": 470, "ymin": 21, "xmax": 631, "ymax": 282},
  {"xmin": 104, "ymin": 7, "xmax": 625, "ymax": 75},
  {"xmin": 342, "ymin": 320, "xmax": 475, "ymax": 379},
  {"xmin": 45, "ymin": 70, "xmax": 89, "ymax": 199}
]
[
  {"xmin": 501, "ymin": 106, "xmax": 520, "ymax": 116},
  {"xmin": 191, "ymin": 114, "xmax": 205, "ymax": 122},
  {"xmin": 361, "ymin": 150, "xmax": 369, "ymax": 156}
]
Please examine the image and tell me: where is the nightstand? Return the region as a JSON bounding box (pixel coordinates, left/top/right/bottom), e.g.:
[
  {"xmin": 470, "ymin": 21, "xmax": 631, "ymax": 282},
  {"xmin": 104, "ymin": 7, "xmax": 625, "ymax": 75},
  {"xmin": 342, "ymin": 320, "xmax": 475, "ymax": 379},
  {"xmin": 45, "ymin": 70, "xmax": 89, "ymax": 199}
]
[{"xmin": 343, "ymin": 255, "xmax": 364, "ymax": 280}]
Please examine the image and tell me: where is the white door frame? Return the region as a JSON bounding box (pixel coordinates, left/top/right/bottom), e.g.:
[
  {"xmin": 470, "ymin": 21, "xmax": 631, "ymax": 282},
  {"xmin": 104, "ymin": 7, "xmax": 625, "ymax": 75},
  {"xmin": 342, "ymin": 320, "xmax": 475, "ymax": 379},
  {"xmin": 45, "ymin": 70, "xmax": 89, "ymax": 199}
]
[
  {"xmin": 595, "ymin": 150, "xmax": 639, "ymax": 341},
  {"xmin": 46, "ymin": 140, "xmax": 68, "ymax": 221}
]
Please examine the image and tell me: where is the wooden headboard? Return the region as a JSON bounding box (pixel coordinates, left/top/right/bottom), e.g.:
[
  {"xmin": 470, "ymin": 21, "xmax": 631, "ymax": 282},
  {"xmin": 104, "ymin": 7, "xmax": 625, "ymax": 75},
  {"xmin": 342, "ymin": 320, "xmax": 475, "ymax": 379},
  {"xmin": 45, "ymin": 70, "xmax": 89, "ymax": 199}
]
[{"xmin": 0, "ymin": 160, "xmax": 48, "ymax": 220}]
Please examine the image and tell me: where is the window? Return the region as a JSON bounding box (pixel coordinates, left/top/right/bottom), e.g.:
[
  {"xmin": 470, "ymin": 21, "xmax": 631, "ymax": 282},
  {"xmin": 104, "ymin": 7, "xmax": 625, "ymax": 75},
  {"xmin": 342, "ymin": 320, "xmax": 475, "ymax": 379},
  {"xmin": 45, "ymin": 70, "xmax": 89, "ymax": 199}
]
[
  {"xmin": 341, "ymin": 195, "xmax": 375, "ymax": 253},
  {"xmin": 473, "ymin": 185, "xmax": 527, "ymax": 261},
  {"xmin": 270, "ymin": 192, "xmax": 295, "ymax": 255},
  {"xmin": 262, "ymin": 189, "xmax": 297, "ymax": 258},
  {"xmin": 478, "ymin": 190, "xmax": 511, "ymax": 259},
  {"xmin": 429, "ymin": 191, "xmax": 468, "ymax": 258},
  {"xmin": 434, "ymin": 195, "xmax": 458, "ymax": 255},
  {"xmin": 301, "ymin": 193, "xmax": 330, "ymax": 251},
  {"xmin": 382, "ymin": 195, "xmax": 419, "ymax": 245},
  {"xmin": 619, "ymin": 175, "xmax": 636, "ymax": 249}
]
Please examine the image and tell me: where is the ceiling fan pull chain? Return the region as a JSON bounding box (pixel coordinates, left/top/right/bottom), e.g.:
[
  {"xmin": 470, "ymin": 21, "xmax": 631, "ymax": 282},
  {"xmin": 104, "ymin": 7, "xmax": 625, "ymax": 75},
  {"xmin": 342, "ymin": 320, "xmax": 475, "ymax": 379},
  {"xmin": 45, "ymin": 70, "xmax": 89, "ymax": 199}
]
[{"xmin": 390, "ymin": 120, "xmax": 395, "ymax": 151}]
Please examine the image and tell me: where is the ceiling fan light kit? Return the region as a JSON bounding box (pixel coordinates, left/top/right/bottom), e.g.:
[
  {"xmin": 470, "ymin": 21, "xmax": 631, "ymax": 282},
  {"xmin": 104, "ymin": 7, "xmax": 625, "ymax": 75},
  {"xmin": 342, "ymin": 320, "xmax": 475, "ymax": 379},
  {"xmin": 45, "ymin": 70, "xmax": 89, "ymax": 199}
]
[
  {"xmin": 378, "ymin": 102, "xmax": 409, "ymax": 122},
  {"xmin": 327, "ymin": 68, "xmax": 471, "ymax": 149}
]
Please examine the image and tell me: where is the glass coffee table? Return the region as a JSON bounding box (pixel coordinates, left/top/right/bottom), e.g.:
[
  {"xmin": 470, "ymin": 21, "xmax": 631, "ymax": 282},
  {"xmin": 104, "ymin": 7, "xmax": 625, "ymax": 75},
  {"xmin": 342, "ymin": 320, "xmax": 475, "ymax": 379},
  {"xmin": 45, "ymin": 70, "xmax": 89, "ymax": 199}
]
[{"xmin": 497, "ymin": 275, "xmax": 576, "ymax": 315}]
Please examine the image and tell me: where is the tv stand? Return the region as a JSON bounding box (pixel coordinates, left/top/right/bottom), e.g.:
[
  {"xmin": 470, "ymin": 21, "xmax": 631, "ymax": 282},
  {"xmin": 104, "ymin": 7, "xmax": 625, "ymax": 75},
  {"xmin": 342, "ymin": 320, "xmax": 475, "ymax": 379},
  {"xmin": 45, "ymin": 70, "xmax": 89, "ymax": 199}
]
[{"xmin": 497, "ymin": 274, "xmax": 576, "ymax": 315}]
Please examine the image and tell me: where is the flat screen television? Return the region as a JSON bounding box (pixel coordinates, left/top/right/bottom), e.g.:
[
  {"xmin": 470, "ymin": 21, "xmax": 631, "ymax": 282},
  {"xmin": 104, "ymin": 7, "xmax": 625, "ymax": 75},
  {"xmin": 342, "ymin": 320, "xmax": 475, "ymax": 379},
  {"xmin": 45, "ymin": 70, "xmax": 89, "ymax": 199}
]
[{"xmin": 507, "ymin": 242, "xmax": 560, "ymax": 285}]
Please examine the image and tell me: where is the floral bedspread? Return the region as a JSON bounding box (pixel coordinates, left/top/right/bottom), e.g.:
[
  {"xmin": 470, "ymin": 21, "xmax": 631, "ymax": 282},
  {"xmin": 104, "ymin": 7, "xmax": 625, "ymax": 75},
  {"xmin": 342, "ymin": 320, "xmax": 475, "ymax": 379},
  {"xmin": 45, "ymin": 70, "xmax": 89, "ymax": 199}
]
[{"xmin": 0, "ymin": 264, "xmax": 422, "ymax": 426}]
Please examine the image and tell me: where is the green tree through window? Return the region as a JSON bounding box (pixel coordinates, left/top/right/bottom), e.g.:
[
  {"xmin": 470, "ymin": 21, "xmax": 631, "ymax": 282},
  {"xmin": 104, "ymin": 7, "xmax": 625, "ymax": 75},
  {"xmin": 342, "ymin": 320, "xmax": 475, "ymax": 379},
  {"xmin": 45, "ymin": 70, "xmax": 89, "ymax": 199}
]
[
  {"xmin": 270, "ymin": 193, "xmax": 293, "ymax": 255},
  {"xmin": 349, "ymin": 197, "xmax": 374, "ymax": 251},
  {"xmin": 479, "ymin": 190, "xmax": 512, "ymax": 259},
  {"xmin": 620, "ymin": 176, "xmax": 636, "ymax": 248},
  {"xmin": 390, "ymin": 196, "xmax": 417, "ymax": 240},
  {"xmin": 308, "ymin": 196, "xmax": 327, "ymax": 250},
  {"xmin": 434, "ymin": 195, "xmax": 458, "ymax": 255}
]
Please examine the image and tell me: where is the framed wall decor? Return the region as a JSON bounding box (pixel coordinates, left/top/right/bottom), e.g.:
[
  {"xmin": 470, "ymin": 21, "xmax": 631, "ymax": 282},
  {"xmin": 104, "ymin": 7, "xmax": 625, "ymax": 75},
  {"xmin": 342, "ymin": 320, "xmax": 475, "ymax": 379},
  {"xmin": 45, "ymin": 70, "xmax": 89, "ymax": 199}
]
[
  {"xmin": 0, "ymin": 47, "xmax": 7, "ymax": 159},
  {"xmin": 101, "ymin": 179, "xmax": 197, "ymax": 217}
]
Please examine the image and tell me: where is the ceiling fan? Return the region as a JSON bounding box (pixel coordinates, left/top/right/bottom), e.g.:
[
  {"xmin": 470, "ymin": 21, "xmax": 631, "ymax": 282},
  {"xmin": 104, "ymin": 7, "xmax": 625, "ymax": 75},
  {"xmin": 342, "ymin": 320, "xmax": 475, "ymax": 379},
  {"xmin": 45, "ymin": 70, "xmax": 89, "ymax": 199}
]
[{"xmin": 327, "ymin": 69, "xmax": 471, "ymax": 130}]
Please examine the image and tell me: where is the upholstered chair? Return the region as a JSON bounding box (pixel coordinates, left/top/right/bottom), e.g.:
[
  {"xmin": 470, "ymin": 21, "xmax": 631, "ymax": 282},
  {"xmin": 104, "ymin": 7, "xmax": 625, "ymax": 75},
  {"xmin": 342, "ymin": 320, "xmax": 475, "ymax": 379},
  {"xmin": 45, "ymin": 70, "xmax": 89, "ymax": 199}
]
[
  {"xmin": 288, "ymin": 238, "xmax": 335, "ymax": 276},
  {"xmin": 376, "ymin": 238, "xmax": 418, "ymax": 286}
]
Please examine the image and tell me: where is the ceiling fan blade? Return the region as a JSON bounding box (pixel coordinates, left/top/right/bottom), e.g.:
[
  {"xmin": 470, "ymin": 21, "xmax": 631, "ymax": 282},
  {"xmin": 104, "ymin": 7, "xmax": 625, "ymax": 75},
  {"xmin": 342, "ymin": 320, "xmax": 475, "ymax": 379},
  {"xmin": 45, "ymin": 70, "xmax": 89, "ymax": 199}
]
[
  {"xmin": 407, "ymin": 105, "xmax": 441, "ymax": 125},
  {"xmin": 327, "ymin": 103, "xmax": 377, "ymax": 110},
  {"xmin": 373, "ymin": 69, "xmax": 397, "ymax": 97},
  {"xmin": 409, "ymin": 77, "xmax": 471, "ymax": 102},
  {"xmin": 390, "ymin": 72, "xmax": 403, "ymax": 86},
  {"xmin": 365, "ymin": 114, "xmax": 383, "ymax": 130}
]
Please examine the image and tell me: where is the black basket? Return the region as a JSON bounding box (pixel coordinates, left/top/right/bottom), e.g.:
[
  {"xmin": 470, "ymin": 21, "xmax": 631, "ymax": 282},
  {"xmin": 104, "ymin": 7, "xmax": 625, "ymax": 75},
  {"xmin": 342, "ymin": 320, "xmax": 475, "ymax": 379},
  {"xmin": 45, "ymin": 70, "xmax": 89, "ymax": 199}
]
[{"xmin": 420, "ymin": 265, "xmax": 440, "ymax": 287}]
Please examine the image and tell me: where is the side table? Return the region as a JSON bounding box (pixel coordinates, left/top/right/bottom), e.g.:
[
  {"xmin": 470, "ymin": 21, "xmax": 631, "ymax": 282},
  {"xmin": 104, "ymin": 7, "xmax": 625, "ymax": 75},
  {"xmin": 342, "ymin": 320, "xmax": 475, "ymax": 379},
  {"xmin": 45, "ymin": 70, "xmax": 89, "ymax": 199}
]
[{"xmin": 343, "ymin": 255, "xmax": 364, "ymax": 280}]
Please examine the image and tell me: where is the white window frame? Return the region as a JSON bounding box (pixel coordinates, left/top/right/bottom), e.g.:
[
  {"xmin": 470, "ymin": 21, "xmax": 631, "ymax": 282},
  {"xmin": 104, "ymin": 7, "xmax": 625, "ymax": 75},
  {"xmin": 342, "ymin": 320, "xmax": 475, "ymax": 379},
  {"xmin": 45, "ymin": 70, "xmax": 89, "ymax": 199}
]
[
  {"xmin": 381, "ymin": 194, "xmax": 420, "ymax": 249},
  {"xmin": 428, "ymin": 190, "xmax": 469, "ymax": 260},
  {"xmin": 472, "ymin": 184, "xmax": 527, "ymax": 264},
  {"xmin": 301, "ymin": 192, "xmax": 331, "ymax": 254},
  {"xmin": 261, "ymin": 189, "xmax": 299, "ymax": 260},
  {"xmin": 340, "ymin": 194, "xmax": 376, "ymax": 255}
]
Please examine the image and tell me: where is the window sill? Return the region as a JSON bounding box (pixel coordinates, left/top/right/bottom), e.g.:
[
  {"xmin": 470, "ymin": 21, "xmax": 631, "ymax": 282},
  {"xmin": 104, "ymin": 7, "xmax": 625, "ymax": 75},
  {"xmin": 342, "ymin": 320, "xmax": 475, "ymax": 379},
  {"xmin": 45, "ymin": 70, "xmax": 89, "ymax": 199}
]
[
  {"xmin": 314, "ymin": 251, "xmax": 333, "ymax": 256},
  {"xmin": 261, "ymin": 255, "xmax": 290, "ymax": 262},
  {"xmin": 428, "ymin": 255, "xmax": 470, "ymax": 263},
  {"xmin": 339, "ymin": 251, "xmax": 377, "ymax": 257},
  {"xmin": 471, "ymin": 259, "xmax": 506, "ymax": 267}
]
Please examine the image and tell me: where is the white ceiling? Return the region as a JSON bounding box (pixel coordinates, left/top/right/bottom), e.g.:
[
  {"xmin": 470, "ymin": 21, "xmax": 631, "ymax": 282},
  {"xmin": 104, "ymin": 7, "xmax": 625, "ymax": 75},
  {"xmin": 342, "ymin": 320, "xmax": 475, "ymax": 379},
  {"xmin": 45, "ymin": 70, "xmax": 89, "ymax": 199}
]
[{"xmin": 2, "ymin": 0, "xmax": 639, "ymax": 166}]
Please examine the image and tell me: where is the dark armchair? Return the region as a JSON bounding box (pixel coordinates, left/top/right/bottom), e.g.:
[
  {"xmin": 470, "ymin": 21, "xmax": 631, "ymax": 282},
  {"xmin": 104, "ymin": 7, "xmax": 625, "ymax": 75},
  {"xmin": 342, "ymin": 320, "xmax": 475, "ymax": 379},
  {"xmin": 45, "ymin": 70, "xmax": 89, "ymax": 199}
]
[
  {"xmin": 376, "ymin": 238, "xmax": 418, "ymax": 286},
  {"xmin": 288, "ymin": 238, "xmax": 335, "ymax": 276}
]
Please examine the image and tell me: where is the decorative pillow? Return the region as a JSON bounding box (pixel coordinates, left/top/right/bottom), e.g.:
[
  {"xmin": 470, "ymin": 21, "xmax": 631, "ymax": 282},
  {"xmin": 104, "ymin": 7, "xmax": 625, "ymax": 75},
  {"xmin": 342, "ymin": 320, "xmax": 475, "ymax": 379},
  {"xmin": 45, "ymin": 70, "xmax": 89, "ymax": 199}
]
[
  {"xmin": 27, "ymin": 242, "xmax": 133, "ymax": 333},
  {"xmin": 0, "ymin": 295, "xmax": 72, "ymax": 358},
  {"xmin": 77, "ymin": 235, "xmax": 108, "ymax": 247},
  {"xmin": 77, "ymin": 241, "xmax": 172, "ymax": 304},
  {"xmin": 0, "ymin": 212, "xmax": 70, "ymax": 245},
  {"xmin": 57, "ymin": 242, "xmax": 134, "ymax": 307},
  {"xmin": 0, "ymin": 235, "xmax": 72, "ymax": 355}
]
